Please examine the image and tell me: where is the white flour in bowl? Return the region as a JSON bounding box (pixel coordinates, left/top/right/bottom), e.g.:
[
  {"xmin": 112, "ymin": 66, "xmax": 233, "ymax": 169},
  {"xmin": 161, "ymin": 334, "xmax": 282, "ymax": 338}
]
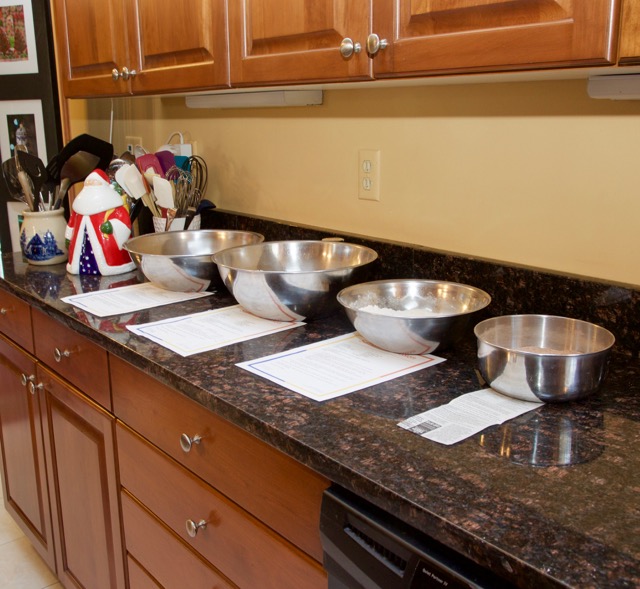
[{"xmin": 357, "ymin": 304, "xmax": 451, "ymax": 318}]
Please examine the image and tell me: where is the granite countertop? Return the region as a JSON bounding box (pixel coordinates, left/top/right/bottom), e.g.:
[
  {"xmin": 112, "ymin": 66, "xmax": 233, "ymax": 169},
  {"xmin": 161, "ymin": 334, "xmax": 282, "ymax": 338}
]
[{"xmin": 2, "ymin": 247, "xmax": 639, "ymax": 589}]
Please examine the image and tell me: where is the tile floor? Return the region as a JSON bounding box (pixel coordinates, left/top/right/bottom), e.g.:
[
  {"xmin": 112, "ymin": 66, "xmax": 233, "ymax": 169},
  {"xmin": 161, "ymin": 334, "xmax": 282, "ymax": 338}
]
[{"xmin": 0, "ymin": 484, "xmax": 61, "ymax": 589}]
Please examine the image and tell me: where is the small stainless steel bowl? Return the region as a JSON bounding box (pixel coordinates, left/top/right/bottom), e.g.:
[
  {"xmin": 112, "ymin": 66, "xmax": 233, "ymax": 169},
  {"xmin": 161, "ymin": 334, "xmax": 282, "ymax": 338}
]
[
  {"xmin": 337, "ymin": 279, "xmax": 491, "ymax": 354},
  {"xmin": 212, "ymin": 240, "xmax": 378, "ymax": 321},
  {"xmin": 124, "ymin": 229, "xmax": 264, "ymax": 292},
  {"xmin": 475, "ymin": 314, "xmax": 615, "ymax": 403}
]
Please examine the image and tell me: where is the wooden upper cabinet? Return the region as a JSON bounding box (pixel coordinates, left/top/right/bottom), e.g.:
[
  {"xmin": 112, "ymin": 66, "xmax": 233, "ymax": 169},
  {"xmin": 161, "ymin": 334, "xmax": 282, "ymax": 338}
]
[
  {"xmin": 228, "ymin": 0, "xmax": 372, "ymax": 85},
  {"xmin": 52, "ymin": 0, "xmax": 230, "ymax": 98},
  {"xmin": 619, "ymin": 0, "xmax": 640, "ymax": 64},
  {"xmin": 373, "ymin": 0, "xmax": 621, "ymax": 77}
]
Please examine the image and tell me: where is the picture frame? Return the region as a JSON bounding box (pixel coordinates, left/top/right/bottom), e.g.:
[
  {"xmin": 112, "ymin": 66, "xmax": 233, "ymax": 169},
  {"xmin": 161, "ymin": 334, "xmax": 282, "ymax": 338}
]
[
  {"xmin": 0, "ymin": 98, "xmax": 46, "ymax": 161},
  {"xmin": 0, "ymin": 0, "xmax": 38, "ymax": 76}
]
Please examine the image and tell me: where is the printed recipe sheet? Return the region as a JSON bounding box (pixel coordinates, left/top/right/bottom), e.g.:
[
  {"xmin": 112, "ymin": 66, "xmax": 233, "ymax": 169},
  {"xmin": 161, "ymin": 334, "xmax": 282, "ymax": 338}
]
[{"xmin": 238, "ymin": 332, "xmax": 446, "ymax": 401}]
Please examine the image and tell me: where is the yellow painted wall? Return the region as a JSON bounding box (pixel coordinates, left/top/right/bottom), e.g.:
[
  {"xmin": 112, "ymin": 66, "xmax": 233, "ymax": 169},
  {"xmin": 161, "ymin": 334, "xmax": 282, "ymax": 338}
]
[{"xmin": 69, "ymin": 79, "xmax": 640, "ymax": 287}]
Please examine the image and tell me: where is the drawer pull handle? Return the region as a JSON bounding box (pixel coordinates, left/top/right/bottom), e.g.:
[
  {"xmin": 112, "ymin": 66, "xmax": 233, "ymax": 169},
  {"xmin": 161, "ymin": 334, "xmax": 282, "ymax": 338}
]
[
  {"xmin": 0, "ymin": 307, "xmax": 8, "ymax": 315},
  {"xmin": 54, "ymin": 347, "xmax": 71, "ymax": 363},
  {"xmin": 180, "ymin": 433, "xmax": 202, "ymax": 453},
  {"xmin": 28, "ymin": 381, "xmax": 44, "ymax": 395},
  {"xmin": 21, "ymin": 373, "xmax": 35, "ymax": 387},
  {"xmin": 185, "ymin": 519, "xmax": 207, "ymax": 538}
]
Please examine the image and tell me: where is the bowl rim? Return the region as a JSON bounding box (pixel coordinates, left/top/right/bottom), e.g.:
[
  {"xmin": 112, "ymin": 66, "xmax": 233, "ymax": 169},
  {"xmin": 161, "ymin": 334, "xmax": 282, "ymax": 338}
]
[
  {"xmin": 124, "ymin": 229, "xmax": 265, "ymax": 257},
  {"xmin": 212, "ymin": 240, "xmax": 379, "ymax": 274},
  {"xmin": 474, "ymin": 313, "xmax": 616, "ymax": 356},
  {"xmin": 336, "ymin": 278, "xmax": 492, "ymax": 318}
]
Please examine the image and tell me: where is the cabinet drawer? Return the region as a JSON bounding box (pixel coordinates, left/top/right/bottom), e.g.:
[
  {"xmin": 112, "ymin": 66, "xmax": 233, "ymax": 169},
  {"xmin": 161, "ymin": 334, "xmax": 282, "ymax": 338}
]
[
  {"xmin": 117, "ymin": 423, "xmax": 327, "ymax": 589},
  {"xmin": 33, "ymin": 309, "xmax": 110, "ymax": 409},
  {"xmin": 0, "ymin": 289, "xmax": 33, "ymax": 352},
  {"xmin": 111, "ymin": 355, "xmax": 328, "ymax": 562},
  {"xmin": 127, "ymin": 556, "xmax": 162, "ymax": 589},
  {"xmin": 122, "ymin": 492, "xmax": 236, "ymax": 589}
]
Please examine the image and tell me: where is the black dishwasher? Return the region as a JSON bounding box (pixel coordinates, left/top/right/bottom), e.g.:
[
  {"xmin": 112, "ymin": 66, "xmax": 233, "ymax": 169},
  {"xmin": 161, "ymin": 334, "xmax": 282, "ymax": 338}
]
[{"xmin": 320, "ymin": 486, "xmax": 515, "ymax": 589}]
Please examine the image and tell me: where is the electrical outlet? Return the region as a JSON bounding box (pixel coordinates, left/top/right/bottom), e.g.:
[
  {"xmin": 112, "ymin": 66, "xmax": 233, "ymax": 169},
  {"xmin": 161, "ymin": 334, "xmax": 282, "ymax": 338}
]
[
  {"xmin": 125, "ymin": 136, "xmax": 143, "ymax": 155},
  {"xmin": 358, "ymin": 149, "xmax": 381, "ymax": 201}
]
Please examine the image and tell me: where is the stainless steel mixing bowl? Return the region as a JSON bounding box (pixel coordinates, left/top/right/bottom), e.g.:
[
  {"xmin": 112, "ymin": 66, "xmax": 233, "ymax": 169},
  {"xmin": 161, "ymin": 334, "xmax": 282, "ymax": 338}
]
[
  {"xmin": 475, "ymin": 314, "xmax": 615, "ymax": 403},
  {"xmin": 337, "ymin": 279, "xmax": 491, "ymax": 354},
  {"xmin": 212, "ymin": 240, "xmax": 379, "ymax": 321},
  {"xmin": 124, "ymin": 229, "xmax": 264, "ymax": 292}
]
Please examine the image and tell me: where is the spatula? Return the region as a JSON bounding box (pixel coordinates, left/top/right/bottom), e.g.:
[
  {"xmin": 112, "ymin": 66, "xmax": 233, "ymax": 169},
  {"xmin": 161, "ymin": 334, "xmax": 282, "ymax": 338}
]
[
  {"xmin": 2, "ymin": 158, "xmax": 28, "ymax": 205},
  {"xmin": 53, "ymin": 151, "xmax": 100, "ymax": 210},
  {"xmin": 17, "ymin": 151, "xmax": 48, "ymax": 209}
]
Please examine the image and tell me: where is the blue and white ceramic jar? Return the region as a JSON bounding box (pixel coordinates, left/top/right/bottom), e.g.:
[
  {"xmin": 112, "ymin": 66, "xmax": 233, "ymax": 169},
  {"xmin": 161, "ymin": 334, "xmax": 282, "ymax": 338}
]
[{"xmin": 20, "ymin": 209, "xmax": 68, "ymax": 265}]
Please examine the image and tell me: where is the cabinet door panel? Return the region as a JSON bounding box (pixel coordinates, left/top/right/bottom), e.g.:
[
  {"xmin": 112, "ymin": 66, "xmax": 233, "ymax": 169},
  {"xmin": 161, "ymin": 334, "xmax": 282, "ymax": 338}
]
[
  {"xmin": 52, "ymin": 0, "xmax": 131, "ymax": 96},
  {"xmin": 374, "ymin": 0, "xmax": 618, "ymax": 76},
  {"xmin": 40, "ymin": 367, "xmax": 125, "ymax": 589},
  {"xmin": 229, "ymin": 0, "xmax": 371, "ymax": 85},
  {"xmin": 0, "ymin": 336, "xmax": 55, "ymax": 571},
  {"xmin": 129, "ymin": 0, "xmax": 230, "ymax": 93},
  {"xmin": 619, "ymin": 0, "xmax": 640, "ymax": 64}
]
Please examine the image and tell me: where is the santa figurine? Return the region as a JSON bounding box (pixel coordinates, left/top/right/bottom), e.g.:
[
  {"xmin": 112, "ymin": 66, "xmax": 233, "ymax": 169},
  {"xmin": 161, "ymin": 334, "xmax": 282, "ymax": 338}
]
[{"xmin": 66, "ymin": 169, "xmax": 136, "ymax": 276}]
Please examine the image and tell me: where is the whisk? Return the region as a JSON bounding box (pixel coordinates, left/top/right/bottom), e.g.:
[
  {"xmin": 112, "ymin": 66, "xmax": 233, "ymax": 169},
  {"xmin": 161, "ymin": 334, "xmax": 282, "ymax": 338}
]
[{"xmin": 182, "ymin": 155, "xmax": 208, "ymax": 198}]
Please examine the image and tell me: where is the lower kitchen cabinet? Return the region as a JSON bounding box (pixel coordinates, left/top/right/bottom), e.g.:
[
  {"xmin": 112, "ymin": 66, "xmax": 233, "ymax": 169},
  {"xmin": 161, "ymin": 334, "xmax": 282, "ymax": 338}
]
[
  {"xmin": 0, "ymin": 334, "xmax": 56, "ymax": 572},
  {"xmin": 121, "ymin": 491, "xmax": 237, "ymax": 589},
  {"xmin": 117, "ymin": 422, "xmax": 326, "ymax": 589},
  {"xmin": 38, "ymin": 365, "xmax": 126, "ymax": 589}
]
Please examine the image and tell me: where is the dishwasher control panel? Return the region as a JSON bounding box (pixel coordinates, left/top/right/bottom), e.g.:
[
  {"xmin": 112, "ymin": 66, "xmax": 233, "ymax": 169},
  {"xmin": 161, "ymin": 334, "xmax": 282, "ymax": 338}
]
[{"xmin": 320, "ymin": 486, "xmax": 515, "ymax": 589}]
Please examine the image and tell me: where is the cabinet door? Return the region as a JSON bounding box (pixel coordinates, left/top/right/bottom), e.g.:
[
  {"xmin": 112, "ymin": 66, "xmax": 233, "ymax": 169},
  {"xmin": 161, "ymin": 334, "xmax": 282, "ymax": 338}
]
[
  {"xmin": 51, "ymin": 0, "xmax": 132, "ymax": 97},
  {"xmin": 128, "ymin": 0, "xmax": 231, "ymax": 94},
  {"xmin": 229, "ymin": 0, "xmax": 372, "ymax": 85},
  {"xmin": 619, "ymin": 0, "xmax": 640, "ymax": 64},
  {"xmin": 0, "ymin": 336, "xmax": 55, "ymax": 571},
  {"xmin": 373, "ymin": 0, "xmax": 619, "ymax": 77},
  {"xmin": 39, "ymin": 366, "xmax": 126, "ymax": 589}
]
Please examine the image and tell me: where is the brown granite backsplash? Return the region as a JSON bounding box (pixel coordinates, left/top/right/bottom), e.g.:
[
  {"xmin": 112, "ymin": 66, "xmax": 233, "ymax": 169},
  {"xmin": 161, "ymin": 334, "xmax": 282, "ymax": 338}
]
[{"xmin": 203, "ymin": 208, "xmax": 640, "ymax": 358}]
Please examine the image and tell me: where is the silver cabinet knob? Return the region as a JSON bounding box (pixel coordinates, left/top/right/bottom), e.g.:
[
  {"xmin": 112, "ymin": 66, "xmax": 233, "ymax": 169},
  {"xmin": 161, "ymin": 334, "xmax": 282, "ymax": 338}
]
[
  {"xmin": 180, "ymin": 433, "xmax": 202, "ymax": 453},
  {"xmin": 121, "ymin": 67, "xmax": 137, "ymax": 80},
  {"xmin": 112, "ymin": 67, "xmax": 137, "ymax": 81},
  {"xmin": 54, "ymin": 347, "xmax": 71, "ymax": 363},
  {"xmin": 21, "ymin": 373, "xmax": 35, "ymax": 387},
  {"xmin": 0, "ymin": 307, "xmax": 7, "ymax": 315},
  {"xmin": 366, "ymin": 33, "xmax": 388, "ymax": 56},
  {"xmin": 185, "ymin": 519, "xmax": 207, "ymax": 538},
  {"xmin": 28, "ymin": 381, "xmax": 43, "ymax": 395},
  {"xmin": 340, "ymin": 38, "xmax": 361, "ymax": 59}
]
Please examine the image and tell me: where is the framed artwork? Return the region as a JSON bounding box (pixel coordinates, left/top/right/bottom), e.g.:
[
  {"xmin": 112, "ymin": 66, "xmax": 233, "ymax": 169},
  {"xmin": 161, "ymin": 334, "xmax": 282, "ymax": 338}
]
[
  {"xmin": 0, "ymin": 0, "xmax": 38, "ymax": 75},
  {"xmin": 0, "ymin": 98, "xmax": 46, "ymax": 160}
]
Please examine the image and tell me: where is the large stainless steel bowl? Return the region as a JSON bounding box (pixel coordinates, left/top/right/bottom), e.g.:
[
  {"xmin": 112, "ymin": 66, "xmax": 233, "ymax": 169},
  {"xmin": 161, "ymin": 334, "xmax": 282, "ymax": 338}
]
[
  {"xmin": 124, "ymin": 229, "xmax": 264, "ymax": 292},
  {"xmin": 337, "ymin": 279, "xmax": 491, "ymax": 354},
  {"xmin": 213, "ymin": 240, "xmax": 378, "ymax": 321},
  {"xmin": 475, "ymin": 314, "xmax": 615, "ymax": 403}
]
